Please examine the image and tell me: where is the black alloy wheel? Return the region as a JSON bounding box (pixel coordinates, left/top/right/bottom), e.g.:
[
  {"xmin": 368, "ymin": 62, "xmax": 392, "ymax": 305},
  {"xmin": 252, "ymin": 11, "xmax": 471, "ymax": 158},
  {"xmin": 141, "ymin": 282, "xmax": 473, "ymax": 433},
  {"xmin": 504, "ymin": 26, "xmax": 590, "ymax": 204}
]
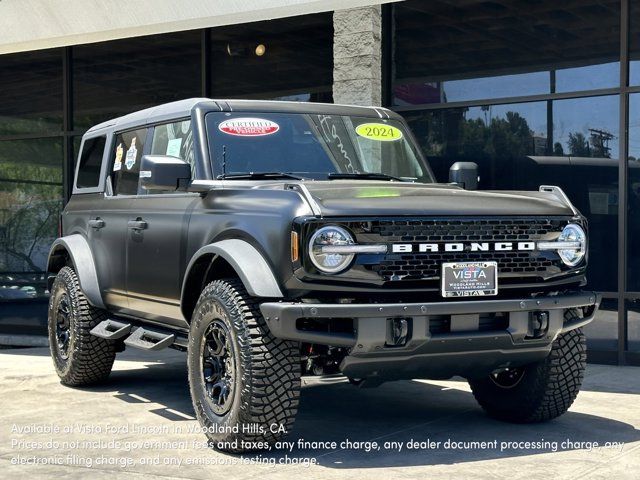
[
  {"xmin": 55, "ymin": 292, "xmax": 72, "ymax": 359},
  {"xmin": 201, "ymin": 320, "xmax": 236, "ymax": 416}
]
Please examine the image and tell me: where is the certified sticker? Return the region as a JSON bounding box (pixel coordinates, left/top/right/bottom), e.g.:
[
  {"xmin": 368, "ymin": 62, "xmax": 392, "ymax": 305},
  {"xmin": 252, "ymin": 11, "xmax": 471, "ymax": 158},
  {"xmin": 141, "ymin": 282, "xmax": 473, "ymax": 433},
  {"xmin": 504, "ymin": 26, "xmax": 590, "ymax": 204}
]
[
  {"xmin": 355, "ymin": 123, "xmax": 403, "ymax": 142},
  {"xmin": 218, "ymin": 117, "xmax": 280, "ymax": 137}
]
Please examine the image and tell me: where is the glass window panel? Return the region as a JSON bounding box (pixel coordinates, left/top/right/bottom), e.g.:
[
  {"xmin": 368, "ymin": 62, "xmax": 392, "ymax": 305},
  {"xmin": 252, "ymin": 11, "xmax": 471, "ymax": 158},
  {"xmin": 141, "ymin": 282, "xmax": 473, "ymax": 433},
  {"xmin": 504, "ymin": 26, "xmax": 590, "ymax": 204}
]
[
  {"xmin": 402, "ymin": 95, "xmax": 619, "ymax": 291},
  {"xmin": 394, "ymin": 74, "xmax": 549, "ymax": 107},
  {"xmin": 403, "ymin": 102, "xmax": 547, "ymax": 189},
  {"xmin": 151, "ymin": 120, "xmax": 194, "ymax": 171},
  {"xmin": 73, "ymin": 136, "xmax": 83, "ymax": 171},
  {"xmin": 0, "ymin": 272, "xmax": 49, "ymax": 301},
  {"xmin": 76, "ymin": 136, "xmax": 106, "ymax": 188},
  {"xmin": 629, "ymin": 94, "xmax": 640, "ymax": 291},
  {"xmin": 0, "ymin": 50, "xmax": 62, "ymax": 136},
  {"xmin": 0, "ymin": 179, "xmax": 63, "ymax": 274},
  {"xmin": 583, "ymin": 298, "xmax": 619, "ymax": 352},
  {"xmin": 73, "ymin": 31, "xmax": 201, "ymax": 130},
  {"xmin": 210, "ymin": 13, "xmax": 333, "ymax": 101},
  {"xmin": 629, "ymin": 299, "xmax": 640, "ymax": 352},
  {"xmin": 0, "ymin": 138, "xmax": 63, "ymax": 279},
  {"xmin": 147, "ymin": 120, "xmax": 195, "ymax": 193},
  {"xmin": 555, "ymin": 62, "xmax": 620, "ymax": 93},
  {"xmin": 0, "ymin": 138, "xmax": 63, "ymax": 183},
  {"xmin": 110, "ymin": 129, "xmax": 147, "ymax": 196},
  {"xmin": 393, "ymin": 0, "xmax": 620, "ymax": 105},
  {"xmin": 631, "ymin": 0, "xmax": 640, "ymax": 86}
]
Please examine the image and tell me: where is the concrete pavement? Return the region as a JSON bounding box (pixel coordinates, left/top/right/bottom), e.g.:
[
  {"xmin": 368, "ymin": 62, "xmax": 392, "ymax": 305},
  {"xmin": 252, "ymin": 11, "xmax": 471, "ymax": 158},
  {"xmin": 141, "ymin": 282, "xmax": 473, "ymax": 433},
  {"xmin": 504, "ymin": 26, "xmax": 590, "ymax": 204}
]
[{"xmin": 1, "ymin": 346, "xmax": 639, "ymax": 479}]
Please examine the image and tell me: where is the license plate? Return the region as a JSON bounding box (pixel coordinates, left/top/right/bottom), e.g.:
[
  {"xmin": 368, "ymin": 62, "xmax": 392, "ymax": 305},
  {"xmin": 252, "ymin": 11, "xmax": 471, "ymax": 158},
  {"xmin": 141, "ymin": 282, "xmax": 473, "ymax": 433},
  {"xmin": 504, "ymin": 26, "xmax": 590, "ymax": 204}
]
[{"xmin": 441, "ymin": 261, "xmax": 498, "ymax": 298}]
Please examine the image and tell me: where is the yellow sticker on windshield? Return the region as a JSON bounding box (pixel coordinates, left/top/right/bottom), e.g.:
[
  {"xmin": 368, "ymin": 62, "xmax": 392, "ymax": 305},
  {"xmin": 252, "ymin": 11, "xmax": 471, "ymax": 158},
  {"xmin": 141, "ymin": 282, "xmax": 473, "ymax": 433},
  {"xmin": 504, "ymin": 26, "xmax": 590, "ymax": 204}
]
[{"xmin": 355, "ymin": 123, "xmax": 403, "ymax": 142}]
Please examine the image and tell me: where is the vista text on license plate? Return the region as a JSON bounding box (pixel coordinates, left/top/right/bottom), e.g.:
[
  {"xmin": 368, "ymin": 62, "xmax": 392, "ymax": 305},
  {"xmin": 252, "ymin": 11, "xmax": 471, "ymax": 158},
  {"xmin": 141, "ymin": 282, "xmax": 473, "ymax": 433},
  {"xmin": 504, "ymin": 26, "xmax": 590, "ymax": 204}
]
[{"xmin": 441, "ymin": 261, "xmax": 498, "ymax": 298}]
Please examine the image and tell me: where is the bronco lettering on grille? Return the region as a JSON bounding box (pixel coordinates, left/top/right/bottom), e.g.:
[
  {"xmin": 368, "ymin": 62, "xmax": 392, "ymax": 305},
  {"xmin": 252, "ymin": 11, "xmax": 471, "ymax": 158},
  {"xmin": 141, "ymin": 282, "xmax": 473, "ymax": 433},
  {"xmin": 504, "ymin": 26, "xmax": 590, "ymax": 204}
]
[{"xmin": 391, "ymin": 242, "xmax": 536, "ymax": 253}]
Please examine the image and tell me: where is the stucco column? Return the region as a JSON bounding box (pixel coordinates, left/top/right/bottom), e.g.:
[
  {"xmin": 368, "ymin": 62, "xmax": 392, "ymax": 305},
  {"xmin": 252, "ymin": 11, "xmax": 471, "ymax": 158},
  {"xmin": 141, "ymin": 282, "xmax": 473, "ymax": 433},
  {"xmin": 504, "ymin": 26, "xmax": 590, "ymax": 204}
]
[{"xmin": 333, "ymin": 5, "xmax": 382, "ymax": 106}]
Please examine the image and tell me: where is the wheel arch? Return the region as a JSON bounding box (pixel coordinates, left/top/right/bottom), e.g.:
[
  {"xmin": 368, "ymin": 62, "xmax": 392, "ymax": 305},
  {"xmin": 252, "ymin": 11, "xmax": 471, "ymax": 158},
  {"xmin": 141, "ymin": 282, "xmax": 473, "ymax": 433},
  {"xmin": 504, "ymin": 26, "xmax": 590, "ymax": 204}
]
[
  {"xmin": 181, "ymin": 239, "xmax": 283, "ymax": 322},
  {"xmin": 47, "ymin": 235, "xmax": 105, "ymax": 309}
]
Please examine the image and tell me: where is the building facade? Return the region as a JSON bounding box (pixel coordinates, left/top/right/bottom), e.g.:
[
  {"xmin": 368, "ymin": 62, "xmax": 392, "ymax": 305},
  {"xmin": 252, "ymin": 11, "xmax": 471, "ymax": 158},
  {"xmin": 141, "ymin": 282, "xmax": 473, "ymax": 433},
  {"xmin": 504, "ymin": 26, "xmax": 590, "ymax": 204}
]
[{"xmin": 0, "ymin": 0, "xmax": 638, "ymax": 364}]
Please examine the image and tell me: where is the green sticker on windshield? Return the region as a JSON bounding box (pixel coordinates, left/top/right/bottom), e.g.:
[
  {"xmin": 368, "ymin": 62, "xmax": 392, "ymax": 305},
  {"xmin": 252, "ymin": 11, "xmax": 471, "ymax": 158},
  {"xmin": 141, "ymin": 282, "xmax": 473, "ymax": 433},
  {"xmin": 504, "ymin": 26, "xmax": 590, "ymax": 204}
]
[{"xmin": 355, "ymin": 123, "xmax": 403, "ymax": 142}]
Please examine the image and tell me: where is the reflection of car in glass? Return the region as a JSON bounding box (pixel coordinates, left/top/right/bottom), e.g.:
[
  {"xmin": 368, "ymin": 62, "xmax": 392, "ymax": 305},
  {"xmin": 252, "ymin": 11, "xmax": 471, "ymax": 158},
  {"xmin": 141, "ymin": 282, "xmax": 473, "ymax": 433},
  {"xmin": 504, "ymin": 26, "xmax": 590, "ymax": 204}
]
[
  {"xmin": 47, "ymin": 99, "xmax": 600, "ymax": 453},
  {"xmin": 521, "ymin": 156, "xmax": 640, "ymax": 291},
  {"xmin": 0, "ymin": 287, "xmax": 34, "ymax": 300}
]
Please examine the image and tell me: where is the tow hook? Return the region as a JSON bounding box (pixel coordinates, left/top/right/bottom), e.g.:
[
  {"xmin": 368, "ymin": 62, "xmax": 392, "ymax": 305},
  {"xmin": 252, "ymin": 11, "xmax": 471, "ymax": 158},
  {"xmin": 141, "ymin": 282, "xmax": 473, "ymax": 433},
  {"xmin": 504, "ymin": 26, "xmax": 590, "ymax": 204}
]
[
  {"xmin": 386, "ymin": 317, "xmax": 410, "ymax": 347},
  {"xmin": 527, "ymin": 311, "xmax": 550, "ymax": 339}
]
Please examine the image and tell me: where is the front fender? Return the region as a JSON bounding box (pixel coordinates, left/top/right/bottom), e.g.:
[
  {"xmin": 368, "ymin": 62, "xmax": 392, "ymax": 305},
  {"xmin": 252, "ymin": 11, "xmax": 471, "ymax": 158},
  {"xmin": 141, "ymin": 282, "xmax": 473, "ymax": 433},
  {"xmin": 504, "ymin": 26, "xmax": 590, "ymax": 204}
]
[
  {"xmin": 47, "ymin": 235, "xmax": 105, "ymax": 309},
  {"xmin": 182, "ymin": 239, "xmax": 283, "ymax": 304}
]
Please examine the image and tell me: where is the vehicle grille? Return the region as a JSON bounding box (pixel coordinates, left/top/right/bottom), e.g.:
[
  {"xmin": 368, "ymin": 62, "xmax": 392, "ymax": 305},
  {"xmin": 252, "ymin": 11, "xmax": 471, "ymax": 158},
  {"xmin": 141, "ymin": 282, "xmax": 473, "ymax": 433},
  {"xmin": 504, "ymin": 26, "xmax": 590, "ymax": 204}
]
[{"xmin": 359, "ymin": 218, "xmax": 570, "ymax": 282}]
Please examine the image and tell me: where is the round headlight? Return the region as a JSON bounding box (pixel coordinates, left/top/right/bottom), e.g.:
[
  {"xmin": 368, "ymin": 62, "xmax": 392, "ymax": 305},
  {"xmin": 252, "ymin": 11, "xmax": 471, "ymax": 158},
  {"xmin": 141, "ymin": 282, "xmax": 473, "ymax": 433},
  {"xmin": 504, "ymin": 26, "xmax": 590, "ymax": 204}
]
[
  {"xmin": 557, "ymin": 223, "xmax": 586, "ymax": 267},
  {"xmin": 309, "ymin": 226, "xmax": 354, "ymax": 274}
]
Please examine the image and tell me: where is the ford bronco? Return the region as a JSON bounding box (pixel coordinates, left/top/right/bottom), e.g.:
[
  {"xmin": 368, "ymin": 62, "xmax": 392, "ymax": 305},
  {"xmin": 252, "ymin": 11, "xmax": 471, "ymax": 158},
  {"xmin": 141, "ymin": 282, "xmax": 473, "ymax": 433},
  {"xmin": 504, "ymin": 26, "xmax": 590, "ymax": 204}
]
[{"xmin": 47, "ymin": 98, "xmax": 600, "ymax": 452}]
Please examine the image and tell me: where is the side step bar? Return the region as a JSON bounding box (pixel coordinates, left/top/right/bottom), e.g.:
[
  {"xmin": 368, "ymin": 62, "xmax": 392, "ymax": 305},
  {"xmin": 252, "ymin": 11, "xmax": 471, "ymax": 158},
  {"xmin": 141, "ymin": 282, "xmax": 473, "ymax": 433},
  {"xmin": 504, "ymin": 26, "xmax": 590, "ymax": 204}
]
[
  {"xmin": 90, "ymin": 320, "xmax": 176, "ymax": 351},
  {"xmin": 90, "ymin": 320, "xmax": 131, "ymax": 340},
  {"xmin": 124, "ymin": 328, "xmax": 175, "ymax": 351}
]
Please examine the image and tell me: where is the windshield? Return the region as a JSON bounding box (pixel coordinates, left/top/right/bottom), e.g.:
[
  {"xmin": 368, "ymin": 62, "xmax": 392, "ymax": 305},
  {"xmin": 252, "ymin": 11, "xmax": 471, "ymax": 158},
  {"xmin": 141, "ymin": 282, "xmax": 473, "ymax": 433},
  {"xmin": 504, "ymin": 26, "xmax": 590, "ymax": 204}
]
[{"xmin": 205, "ymin": 112, "xmax": 434, "ymax": 182}]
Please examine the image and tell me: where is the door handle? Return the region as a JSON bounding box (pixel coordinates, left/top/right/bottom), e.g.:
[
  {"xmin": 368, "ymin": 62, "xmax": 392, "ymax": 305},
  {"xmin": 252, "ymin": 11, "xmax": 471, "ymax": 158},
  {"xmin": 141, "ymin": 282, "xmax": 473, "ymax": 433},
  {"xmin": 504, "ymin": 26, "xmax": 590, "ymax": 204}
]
[
  {"xmin": 88, "ymin": 218, "xmax": 105, "ymax": 229},
  {"xmin": 127, "ymin": 220, "xmax": 148, "ymax": 231}
]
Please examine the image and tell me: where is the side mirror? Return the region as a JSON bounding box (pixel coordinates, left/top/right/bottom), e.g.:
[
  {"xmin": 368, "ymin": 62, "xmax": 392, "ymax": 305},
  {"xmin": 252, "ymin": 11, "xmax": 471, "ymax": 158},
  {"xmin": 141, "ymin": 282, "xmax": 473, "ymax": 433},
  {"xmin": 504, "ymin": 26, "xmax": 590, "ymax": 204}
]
[
  {"xmin": 140, "ymin": 155, "xmax": 191, "ymax": 191},
  {"xmin": 449, "ymin": 162, "xmax": 479, "ymax": 190}
]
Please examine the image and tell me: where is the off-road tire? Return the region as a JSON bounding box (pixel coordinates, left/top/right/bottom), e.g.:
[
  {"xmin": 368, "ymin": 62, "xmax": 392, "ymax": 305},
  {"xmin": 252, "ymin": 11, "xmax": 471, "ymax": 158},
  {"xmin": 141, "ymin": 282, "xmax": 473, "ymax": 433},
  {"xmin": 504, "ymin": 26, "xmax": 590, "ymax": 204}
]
[
  {"xmin": 188, "ymin": 279, "xmax": 300, "ymax": 453},
  {"xmin": 469, "ymin": 310, "xmax": 587, "ymax": 423},
  {"xmin": 48, "ymin": 266, "xmax": 116, "ymax": 386}
]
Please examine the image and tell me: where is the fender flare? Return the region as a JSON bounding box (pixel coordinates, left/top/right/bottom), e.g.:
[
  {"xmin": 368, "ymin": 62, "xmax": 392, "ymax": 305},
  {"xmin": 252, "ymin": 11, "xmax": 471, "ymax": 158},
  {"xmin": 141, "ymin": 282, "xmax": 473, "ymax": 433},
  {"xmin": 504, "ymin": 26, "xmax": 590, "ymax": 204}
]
[
  {"xmin": 181, "ymin": 239, "xmax": 283, "ymax": 307},
  {"xmin": 47, "ymin": 235, "xmax": 105, "ymax": 309}
]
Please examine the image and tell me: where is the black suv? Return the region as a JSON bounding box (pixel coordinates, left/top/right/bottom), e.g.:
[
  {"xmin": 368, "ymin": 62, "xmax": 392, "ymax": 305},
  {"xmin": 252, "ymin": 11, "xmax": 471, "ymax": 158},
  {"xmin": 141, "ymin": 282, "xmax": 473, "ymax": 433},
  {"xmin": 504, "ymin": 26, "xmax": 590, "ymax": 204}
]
[{"xmin": 47, "ymin": 99, "xmax": 600, "ymax": 452}]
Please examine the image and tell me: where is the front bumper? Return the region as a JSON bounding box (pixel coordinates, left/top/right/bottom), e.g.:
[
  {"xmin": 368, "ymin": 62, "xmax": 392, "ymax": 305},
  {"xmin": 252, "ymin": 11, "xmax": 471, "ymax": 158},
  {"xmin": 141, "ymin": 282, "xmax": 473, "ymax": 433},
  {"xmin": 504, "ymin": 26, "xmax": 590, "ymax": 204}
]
[{"xmin": 260, "ymin": 291, "xmax": 600, "ymax": 380}]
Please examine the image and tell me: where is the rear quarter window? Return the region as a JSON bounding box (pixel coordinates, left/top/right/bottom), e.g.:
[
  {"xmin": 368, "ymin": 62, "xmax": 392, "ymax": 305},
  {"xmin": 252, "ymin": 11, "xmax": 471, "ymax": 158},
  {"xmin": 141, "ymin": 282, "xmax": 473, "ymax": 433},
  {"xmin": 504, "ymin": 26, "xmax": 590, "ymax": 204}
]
[{"xmin": 76, "ymin": 136, "xmax": 106, "ymax": 188}]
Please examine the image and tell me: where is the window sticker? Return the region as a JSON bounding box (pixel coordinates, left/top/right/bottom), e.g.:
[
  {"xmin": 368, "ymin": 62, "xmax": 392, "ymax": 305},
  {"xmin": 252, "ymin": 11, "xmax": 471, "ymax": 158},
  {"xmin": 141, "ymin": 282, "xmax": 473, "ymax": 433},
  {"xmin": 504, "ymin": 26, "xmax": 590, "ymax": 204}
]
[
  {"xmin": 166, "ymin": 138, "xmax": 183, "ymax": 157},
  {"xmin": 355, "ymin": 123, "xmax": 403, "ymax": 142},
  {"xmin": 113, "ymin": 143, "xmax": 124, "ymax": 171},
  {"xmin": 218, "ymin": 117, "xmax": 280, "ymax": 137},
  {"xmin": 125, "ymin": 138, "xmax": 138, "ymax": 170}
]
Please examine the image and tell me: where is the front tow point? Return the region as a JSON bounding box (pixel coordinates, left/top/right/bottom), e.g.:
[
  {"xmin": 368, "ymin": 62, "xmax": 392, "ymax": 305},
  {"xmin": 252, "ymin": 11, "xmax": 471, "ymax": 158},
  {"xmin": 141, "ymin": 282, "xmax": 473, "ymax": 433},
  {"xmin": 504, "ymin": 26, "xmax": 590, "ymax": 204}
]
[
  {"xmin": 527, "ymin": 311, "xmax": 550, "ymax": 339},
  {"xmin": 386, "ymin": 317, "xmax": 410, "ymax": 347}
]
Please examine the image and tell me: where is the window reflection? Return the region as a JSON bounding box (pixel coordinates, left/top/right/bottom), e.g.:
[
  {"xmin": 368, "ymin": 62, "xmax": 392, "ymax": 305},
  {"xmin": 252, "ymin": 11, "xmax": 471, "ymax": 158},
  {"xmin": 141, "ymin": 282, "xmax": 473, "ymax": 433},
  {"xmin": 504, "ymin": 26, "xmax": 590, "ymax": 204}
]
[
  {"xmin": 394, "ymin": 73, "xmax": 549, "ymax": 106},
  {"xmin": 629, "ymin": 94, "xmax": 640, "ymax": 291},
  {"xmin": 0, "ymin": 139, "xmax": 63, "ymax": 299},
  {"xmin": 555, "ymin": 62, "xmax": 620, "ymax": 93},
  {"xmin": 583, "ymin": 298, "xmax": 619, "ymax": 352},
  {"xmin": 73, "ymin": 32, "xmax": 201, "ymax": 129},
  {"xmin": 403, "ymin": 95, "xmax": 619, "ymax": 291},
  {"xmin": 631, "ymin": 0, "xmax": 639, "ymax": 86},
  {"xmin": 393, "ymin": 0, "xmax": 620, "ymax": 105},
  {"xmin": 209, "ymin": 13, "xmax": 332, "ymax": 101},
  {"xmin": 629, "ymin": 299, "xmax": 640, "ymax": 352},
  {"xmin": 0, "ymin": 50, "xmax": 62, "ymax": 136}
]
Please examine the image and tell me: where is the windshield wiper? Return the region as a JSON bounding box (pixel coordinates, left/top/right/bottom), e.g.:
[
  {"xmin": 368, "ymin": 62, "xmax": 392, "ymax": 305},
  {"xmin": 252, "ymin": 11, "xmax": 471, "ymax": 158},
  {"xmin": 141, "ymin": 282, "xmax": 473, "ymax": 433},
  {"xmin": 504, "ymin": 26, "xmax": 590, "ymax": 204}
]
[
  {"xmin": 217, "ymin": 172, "xmax": 306, "ymax": 180},
  {"xmin": 327, "ymin": 172, "xmax": 410, "ymax": 182}
]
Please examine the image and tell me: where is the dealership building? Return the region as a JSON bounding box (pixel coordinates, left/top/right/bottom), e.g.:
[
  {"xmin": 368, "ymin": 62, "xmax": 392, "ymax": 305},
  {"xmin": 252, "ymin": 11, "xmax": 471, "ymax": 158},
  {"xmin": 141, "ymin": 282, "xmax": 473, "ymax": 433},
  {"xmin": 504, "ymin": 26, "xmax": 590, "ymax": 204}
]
[{"xmin": 0, "ymin": 0, "xmax": 638, "ymax": 364}]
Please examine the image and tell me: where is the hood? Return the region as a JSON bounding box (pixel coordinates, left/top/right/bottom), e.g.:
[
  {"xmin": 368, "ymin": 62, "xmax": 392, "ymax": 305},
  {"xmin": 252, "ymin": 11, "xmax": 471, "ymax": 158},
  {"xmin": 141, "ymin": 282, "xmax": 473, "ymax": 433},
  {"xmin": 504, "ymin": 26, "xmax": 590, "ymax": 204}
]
[{"xmin": 294, "ymin": 181, "xmax": 576, "ymax": 217}]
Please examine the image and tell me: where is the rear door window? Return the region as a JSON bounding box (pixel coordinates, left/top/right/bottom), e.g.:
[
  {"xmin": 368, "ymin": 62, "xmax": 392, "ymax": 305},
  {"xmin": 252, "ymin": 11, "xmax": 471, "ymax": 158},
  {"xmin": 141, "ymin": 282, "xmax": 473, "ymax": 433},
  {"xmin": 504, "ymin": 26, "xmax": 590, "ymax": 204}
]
[{"xmin": 111, "ymin": 128, "xmax": 147, "ymax": 195}]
